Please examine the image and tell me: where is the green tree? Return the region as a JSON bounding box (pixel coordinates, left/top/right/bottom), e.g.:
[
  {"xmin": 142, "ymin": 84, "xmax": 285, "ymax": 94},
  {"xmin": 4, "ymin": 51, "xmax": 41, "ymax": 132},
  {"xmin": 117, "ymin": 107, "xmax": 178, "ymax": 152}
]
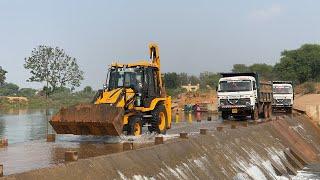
[
  {"xmin": 0, "ymin": 66, "xmax": 7, "ymax": 86},
  {"xmin": 0, "ymin": 83, "xmax": 19, "ymax": 96},
  {"xmin": 164, "ymin": 72, "xmax": 179, "ymax": 89},
  {"xmin": 83, "ymin": 86, "xmax": 93, "ymax": 93},
  {"xmin": 178, "ymin": 73, "xmax": 189, "ymax": 86},
  {"xmin": 232, "ymin": 64, "xmax": 250, "ymax": 73},
  {"xmin": 274, "ymin": 44, "xmax": 320, "ymax": 84},
  {"xmin": 189, "ymin": 75, "xmax": 200, "ymax": 85},
  {"xmin": 18, "ymin": 88, "xmax": 37, "ymax": 97},
  {"xmin": 249, "ymin": 63, "xmax": 274, "ymax": 81},
  {"xmin": 199, "ymin": 71, "xmax": 220, "ymax": 88},
  {"xmin": 232, "ymin": 63, "xmax": 274, "ymax": 80},
  {"xmin": 24, "ymin": 45, "xmax": 84, "ymax": 95}
]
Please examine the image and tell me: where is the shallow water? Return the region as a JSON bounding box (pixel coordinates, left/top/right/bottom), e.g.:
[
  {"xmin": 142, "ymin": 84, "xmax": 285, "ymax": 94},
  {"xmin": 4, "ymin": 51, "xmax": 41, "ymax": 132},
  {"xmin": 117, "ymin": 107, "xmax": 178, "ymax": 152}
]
[
  {"xmin": 0, "ymin": 108, "xmax": 219, "ymax": 144},
  {"xmin": 1, "ymin": 109, "xmax": 319, "ymax": 178},
  {"xmin": 0, "ymin": 109, "xmax": 57, "ymax": 144}
]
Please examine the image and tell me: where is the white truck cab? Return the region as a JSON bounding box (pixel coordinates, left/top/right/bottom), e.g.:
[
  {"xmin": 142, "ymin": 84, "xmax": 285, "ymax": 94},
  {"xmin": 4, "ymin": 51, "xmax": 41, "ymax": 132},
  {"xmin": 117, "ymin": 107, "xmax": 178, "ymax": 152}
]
[
  {"xmin": 218, "ymin": 76, "xmax": 257, "ymax": 108},
  {"xmin": 217, "ymin": 73, "xmax": 272, "ymax": 120},
  {"xmin": 272, "ymin": 81, "xmax": 294, "ymax": 113}
]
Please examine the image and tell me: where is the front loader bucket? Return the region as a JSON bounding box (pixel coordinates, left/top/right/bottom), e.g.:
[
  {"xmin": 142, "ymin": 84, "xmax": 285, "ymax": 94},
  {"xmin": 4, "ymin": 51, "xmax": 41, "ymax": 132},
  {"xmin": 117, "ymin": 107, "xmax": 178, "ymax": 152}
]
[{"xmin": 49, "ymin": 104, "xmax": 125, "ymax": 136}]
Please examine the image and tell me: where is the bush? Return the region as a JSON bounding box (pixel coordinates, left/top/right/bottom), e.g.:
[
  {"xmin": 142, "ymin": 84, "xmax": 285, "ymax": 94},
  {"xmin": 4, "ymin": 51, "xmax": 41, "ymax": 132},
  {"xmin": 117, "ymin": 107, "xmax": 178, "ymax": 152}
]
[
  {"xmin": 18, "ymin": 88, "xmax": 37, "ymax": 97},
  {"xmin": 303, "ymin": 82, "xmax": 316, "ymax": 94},
  {"xmin": 0, "ymin": 83, "xmax": 19, "ymax": 96},
  {"xmin": 166, "ymin": 88, "xmax": 187, "ymax": 97}
]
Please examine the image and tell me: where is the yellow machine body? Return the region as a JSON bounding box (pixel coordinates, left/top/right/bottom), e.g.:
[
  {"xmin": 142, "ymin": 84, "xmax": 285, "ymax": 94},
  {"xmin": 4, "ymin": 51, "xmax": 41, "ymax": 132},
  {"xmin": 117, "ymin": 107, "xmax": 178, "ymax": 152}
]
[{"xmin": 50, "ymin": 43, "xmax": 172, "ymax": 136}]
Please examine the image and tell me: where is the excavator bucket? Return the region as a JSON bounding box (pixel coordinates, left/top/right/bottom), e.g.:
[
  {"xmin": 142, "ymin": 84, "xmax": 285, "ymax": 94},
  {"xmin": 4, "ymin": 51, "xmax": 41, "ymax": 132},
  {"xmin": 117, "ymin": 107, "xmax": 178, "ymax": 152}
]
[{"xmin": 49, "ymin": 104, "xmax": 125, "ymax": 136}]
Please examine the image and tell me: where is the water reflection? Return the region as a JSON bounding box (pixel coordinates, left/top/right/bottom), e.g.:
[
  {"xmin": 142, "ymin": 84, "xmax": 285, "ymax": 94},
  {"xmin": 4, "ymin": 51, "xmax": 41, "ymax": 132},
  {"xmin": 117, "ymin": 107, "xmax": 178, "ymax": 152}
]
[
  {"xmin": 0, "ymin": 109, "xmax": 57, "ymax": 144},
  {"xmin": 0, "ymin": 139, "xmax": 151, "ymax": 175}
]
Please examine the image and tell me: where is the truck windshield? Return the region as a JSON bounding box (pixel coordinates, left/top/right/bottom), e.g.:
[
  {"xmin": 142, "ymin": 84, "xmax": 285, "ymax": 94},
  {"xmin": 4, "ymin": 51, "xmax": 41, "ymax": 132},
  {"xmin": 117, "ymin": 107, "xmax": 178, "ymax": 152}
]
[
  {"xmin": 108, "ymin": 67, "xmax": 143, "ymax": 90},
  {"xmin": 273, "ymin": 85, "xmax": 293, "ymax": 94},
  {"xmin": 219, "ymin": 80, "xmax": 252, "ymax": 92}
]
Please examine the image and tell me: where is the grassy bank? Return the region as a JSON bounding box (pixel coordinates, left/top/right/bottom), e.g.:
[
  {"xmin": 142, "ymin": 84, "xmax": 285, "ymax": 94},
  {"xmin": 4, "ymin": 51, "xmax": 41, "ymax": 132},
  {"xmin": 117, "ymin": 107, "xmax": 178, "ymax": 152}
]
[{"xmin": 0, "ymin": 91, "xmax": 96, "ymax": 110}]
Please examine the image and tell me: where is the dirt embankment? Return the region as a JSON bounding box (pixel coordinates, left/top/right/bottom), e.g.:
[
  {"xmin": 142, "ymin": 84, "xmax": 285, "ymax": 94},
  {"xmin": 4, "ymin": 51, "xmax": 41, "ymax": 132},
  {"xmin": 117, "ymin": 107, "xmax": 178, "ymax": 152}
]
[
  {"xmin": 2, "ymin": 114, "xmax": 320, "ymax": 180},
  {"xmin": 172, "ymin": 90, "xmax": 217, "ymax": 110},
  {"xmin": 294, "ymin": 94, "xmax": 320, "ymax": 112}
]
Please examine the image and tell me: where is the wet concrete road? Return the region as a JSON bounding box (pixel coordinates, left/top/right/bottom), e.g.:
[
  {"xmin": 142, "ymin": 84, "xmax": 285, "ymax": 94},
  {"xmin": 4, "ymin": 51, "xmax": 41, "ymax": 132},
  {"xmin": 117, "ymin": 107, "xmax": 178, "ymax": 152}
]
[{"xmin": 0, "ymin": 111, "xmax": 284, "ymax": 175}]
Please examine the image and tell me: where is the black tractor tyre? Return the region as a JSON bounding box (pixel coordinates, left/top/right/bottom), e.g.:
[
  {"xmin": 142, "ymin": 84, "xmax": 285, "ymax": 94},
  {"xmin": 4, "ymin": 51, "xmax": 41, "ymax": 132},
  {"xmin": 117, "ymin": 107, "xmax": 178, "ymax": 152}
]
[
  {"xmin": 221, "ymin": 112, "xmax": 229, "ymax": 120},
  {"xmin": 127, "ymin": 117, "xmax": 142, "ymax": 136},
  {"xmin": 251, "ymin": 105, "xmax": 259, "ymax": 120},
  {"xmin": 148, "ymin": 104, "xmax": 168, "ymax": 134}
]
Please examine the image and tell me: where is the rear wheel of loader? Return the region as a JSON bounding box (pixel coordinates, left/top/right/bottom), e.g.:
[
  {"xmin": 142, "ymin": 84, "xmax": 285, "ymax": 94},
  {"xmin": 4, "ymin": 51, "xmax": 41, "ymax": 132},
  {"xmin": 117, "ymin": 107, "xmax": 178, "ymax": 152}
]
[
  {"xmin": 127, "ymin": 118, "xmax": 142, "ymax": 136},
  {"xmin": 149, "ymin": 104, "xmax": 167, "ymax": 134}
]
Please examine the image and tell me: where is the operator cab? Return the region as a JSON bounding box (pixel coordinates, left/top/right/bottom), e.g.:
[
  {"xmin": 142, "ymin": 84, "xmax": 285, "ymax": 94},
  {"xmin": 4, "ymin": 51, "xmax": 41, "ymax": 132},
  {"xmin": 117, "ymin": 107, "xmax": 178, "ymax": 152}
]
[{"xmin": 106, "ymin": 66, "xmax": 161, "ymax": 107}]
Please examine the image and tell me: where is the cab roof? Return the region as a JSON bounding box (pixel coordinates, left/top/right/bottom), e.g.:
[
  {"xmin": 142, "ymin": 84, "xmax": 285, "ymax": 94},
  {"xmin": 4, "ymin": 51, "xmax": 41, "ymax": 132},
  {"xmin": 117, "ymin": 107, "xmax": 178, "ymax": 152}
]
[{"xmin": 219, "ymin": 76, "xmax": 256, "ymax": 82}]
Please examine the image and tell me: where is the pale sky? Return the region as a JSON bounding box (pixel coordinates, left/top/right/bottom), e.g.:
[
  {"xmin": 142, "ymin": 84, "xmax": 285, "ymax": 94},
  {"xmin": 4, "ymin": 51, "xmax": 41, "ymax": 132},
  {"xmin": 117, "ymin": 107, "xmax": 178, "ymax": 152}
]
[{"xmin": 1, "ymin": 0, "xmax": 320, "ymax": 90}]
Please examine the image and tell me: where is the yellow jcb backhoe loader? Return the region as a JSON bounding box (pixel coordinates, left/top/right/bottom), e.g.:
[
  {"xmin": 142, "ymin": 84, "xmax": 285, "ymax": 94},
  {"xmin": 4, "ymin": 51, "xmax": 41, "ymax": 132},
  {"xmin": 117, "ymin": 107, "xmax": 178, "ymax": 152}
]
[{"xmin": 50, "ymin": 43, "xmax": 171, "ymax": 136}]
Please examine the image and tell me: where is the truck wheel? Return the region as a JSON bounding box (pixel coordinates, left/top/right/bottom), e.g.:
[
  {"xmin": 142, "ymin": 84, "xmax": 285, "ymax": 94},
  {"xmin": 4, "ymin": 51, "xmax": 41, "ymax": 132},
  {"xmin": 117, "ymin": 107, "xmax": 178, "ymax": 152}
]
[
  {"xmin": 149, "ymin": 104, "xmax": 168, "ymax": 134},
  {"xmin": 221, "ymin": 112, "xmax": 229, "ymax": 120},
  {"xmin": 287, "ymin": 108, "xmax": 292, "ymax": 114},
  {"xmin": 263, "ymin": 105, "xmax": 268, "ymax": 118},
  {"xmin": 233, "ymin": 115, "xmax": 244, "ymax": 120},
  {"xmin": 127, "ymin": 117, "xmax": 142, "ymax": 136},
  {"xmin": 251, "ymin": 105, "xmax": 259, "ymax": 120},
  {"xmin": 268, "ymin": 104, "xmax": 272, "ymax": 118}
]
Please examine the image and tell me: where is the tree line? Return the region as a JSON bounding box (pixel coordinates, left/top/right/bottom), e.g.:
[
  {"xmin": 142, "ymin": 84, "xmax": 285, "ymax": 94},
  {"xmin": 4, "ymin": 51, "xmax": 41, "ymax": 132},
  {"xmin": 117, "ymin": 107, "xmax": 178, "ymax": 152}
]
[
  {"xmin": 1, "ymin": 43, "xmax": 320, "ymax": 97},
  {"xmin": 164, "ymin": 44, "xmax": 320, "ymax": 90}
]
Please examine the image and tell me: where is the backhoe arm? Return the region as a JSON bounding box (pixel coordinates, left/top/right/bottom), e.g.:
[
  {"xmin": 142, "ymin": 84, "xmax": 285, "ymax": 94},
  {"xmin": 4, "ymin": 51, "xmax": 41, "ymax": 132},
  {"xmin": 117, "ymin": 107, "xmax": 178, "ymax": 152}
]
[{"xmin": 148, "ymin": 43, "xmax": 163, "ymax": 88}]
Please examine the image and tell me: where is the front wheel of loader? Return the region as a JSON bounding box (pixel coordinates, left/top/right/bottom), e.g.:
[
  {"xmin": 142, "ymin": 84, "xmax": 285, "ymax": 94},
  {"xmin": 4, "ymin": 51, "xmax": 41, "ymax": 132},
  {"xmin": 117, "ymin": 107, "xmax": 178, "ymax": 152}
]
[
  {"xmin": 149, "ymin": 104, "xmax": 168, "ymax": 134},
  {"xmin": 127, "ymin": 118, "xmax": 142, "ymax": 136}
]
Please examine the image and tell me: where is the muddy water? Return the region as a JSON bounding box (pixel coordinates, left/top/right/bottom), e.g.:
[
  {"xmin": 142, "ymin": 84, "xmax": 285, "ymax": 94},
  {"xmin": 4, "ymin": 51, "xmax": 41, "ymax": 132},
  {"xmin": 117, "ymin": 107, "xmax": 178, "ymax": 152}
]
[
  {"xmin": 0, "ymin": 109, "xmax": 231, "ymax": 144},
  {"xmin": 0, "ymin": 109, "xmax": 57, "ymax": 144},
  {"xmin": 0, "ymin": 109, "xmax": 308, "ymax": 176},
  {"xmin": 0, "ymin": 109, "xmax": 223, "ymax": 175}
]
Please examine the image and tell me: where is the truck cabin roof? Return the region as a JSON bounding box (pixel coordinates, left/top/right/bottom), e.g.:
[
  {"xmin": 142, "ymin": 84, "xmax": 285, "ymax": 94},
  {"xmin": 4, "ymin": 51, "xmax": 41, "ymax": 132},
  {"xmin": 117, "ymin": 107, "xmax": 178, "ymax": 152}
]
[
  {"xmin": 219, "ymin": 76, "xmax": 256, "ymax": 82},
  {"xmin": 272, "ymin": 81, "xmax": 293, "ymax": 85},
  {"xmin": 220, "ymin": 72, "xmax": 257, "ymax": 78}
]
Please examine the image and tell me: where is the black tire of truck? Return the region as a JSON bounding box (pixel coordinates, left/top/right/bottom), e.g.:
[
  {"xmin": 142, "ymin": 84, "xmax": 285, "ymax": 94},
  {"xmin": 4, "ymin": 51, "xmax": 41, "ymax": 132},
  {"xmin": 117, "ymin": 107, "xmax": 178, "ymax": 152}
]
[
  {"xmin": 268, "ymin": 104, "xmax": 272, "ymax": 118},
  {"xmin": 233, "ymin": 115, "xmax": 245, "ymax": 121},
  {"xmin": 148, "ymin": 104, "xmax": 168, "ymax": 134},
  {"xmin": 251, "ymin": 105, "xmax": 259, "ymax": 120},
  {"xmin": 263, "ymin": 105, "xmax": 268, "ymax": 118},
  {"xmin": 221, "ymin": 112, "xmax": 229, "ymax": 120},
  {"xmin": 287, "ymin": 108, "xmax": 292, "ymax": 114},
  {"xmin": 127, "ymin": 117, "xmax": 142, "ymax": 136}
]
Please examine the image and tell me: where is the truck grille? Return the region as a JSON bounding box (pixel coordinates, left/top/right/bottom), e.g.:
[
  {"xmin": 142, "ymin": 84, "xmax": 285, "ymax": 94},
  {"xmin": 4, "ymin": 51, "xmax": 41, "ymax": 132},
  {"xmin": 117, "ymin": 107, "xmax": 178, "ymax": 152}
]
[
  {"xmin": 220, "ymin": 98, "xmax": 250, "ymax": 106},
  {"xmin": 274, "ymin": 99, "xmax": 291, "ymax": 104}
]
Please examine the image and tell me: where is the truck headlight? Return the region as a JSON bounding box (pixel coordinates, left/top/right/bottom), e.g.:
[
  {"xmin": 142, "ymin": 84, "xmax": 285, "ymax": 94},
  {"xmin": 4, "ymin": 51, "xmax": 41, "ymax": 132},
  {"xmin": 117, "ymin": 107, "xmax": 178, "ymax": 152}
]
[{"xmin": 220, "ymin": 99, "xmax": 226, "ymax": 105}]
